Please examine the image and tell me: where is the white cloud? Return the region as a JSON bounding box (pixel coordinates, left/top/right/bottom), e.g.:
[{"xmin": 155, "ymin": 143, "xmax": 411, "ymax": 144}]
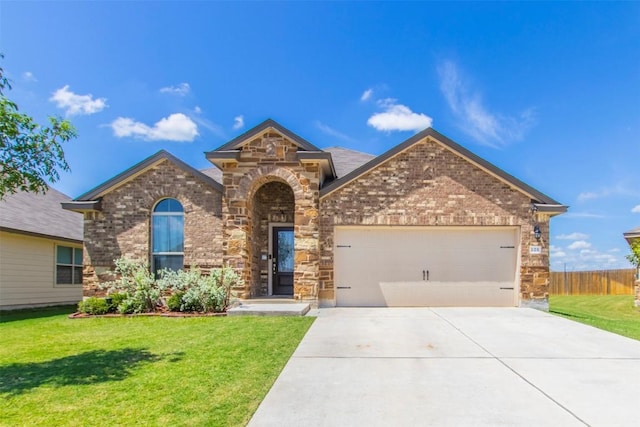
[
  {"xmin": 50, "ymin": 85, "xmax": 107, "ymax": 116},
  {"xmin": 22, "ymin": 71, "xmax": 37, "ymax": 82},
  {"xmin": 577, "ymin": 183, "xmax": 640, "ymax": 202},
  {"xmin": 110, "ymin": 113, "xmax": 198, "ymax": 142},
  {"xmin": 632, "ymin": 205, "xmax": 640, "ymax": 213},
  {"xmin": 568, "ymin": 240, "xmax": 591, "ymax": 250},
  {"xmin": 159, "ymin": 83, "xmax": 190, "ymax": 96},
  {"xmin": 367, "ymin": 98, "xmax": 432, "ymax": 132},
  {"xmin": 315, "ymin": 121, "xmax": 354, "ymax": 142},
  {"xmin": 194, "ymin": 106, "xmax": 202, "ymax": 114},
  {"xmin": 563, "ymin": 211, "xmax": 606, "ymax": 219},
  {"xmin": 556, "ymin": 232, "xmax": 589, "ymax": 241},
  {"xmin": 233, "ymin": 115, "xmax": 244, "ymax": 130},
  {"xmin": 437, "ymin": 60, "xmax": 534, "ymax": 147},
  {"xmin": 360, "ymin": 88, "xmax": 373, "ymax": 101}
]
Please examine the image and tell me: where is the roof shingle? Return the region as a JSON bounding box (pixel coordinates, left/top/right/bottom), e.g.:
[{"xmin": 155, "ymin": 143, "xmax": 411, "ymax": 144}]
[{"xmin": 0, "ymin": 188, "xmax": 83, "ymax": 242}]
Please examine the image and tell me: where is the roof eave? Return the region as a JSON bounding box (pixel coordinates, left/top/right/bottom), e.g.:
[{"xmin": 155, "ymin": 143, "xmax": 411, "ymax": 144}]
[
  {"xmin": 0, "ymin": 226, "xmax": 83, "ymax": 244},
  {"xmin": 296, "ymin": 151, "xmax": 337, "ymax": 180},
  {"xmin": 532, "ymin": 203, "xmax": 568, "ymax": 217},
  {"xmin": 205, "ymin": 150, "xmax": 241, "ymax": 168},
  {"xmin": 61, "ymin": 200, "xmax": 102, "ymax": 213}
]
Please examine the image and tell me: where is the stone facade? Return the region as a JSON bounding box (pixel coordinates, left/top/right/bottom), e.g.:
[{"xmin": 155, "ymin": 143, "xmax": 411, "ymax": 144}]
[
  {"xmin": 319, "ymin": 137, "xmax": 550, "ymax": 307},
  {"xmin": 219, "ymin": 132, "xmax": 321, "ymax": 301},
  {"xmin": 81, "ymin": 160, "xmax": 223, "ymax": 296}
]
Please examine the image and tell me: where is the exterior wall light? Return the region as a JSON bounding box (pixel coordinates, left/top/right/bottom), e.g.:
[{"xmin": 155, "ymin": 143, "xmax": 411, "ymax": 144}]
[{"xmin": 534, "ymin": 225, "xmax": 541, "ymax": 241}]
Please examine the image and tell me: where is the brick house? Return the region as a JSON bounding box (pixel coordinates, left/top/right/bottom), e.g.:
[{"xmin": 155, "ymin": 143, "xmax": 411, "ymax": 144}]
[{"xmin": 63, "ymin": 119, "xmax": 566, "ymax": 309}]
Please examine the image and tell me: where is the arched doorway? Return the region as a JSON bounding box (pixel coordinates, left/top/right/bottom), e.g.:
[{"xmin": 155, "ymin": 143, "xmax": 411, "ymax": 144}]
[{"xmin": 250, "ymin": 181, "xmax": 295, "ymax": 296}]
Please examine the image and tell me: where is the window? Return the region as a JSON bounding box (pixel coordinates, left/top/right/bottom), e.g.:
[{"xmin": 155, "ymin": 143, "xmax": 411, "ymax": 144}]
[
  {"xmin": 56, "ymin": 245, "xmax": 83, "ymax": 285},
  {"xmin": 152, "ymin": 198, "xmax": 184, "ymax": 276}
]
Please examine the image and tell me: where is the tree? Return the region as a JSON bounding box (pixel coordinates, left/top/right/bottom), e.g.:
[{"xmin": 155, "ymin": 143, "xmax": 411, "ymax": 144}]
[{"xmin": 0, "ymin": 55, "xmax": 77, "ymax": 200}]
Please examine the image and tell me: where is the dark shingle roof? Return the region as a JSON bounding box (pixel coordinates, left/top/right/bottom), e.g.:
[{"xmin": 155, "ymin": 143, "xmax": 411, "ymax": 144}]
[
  {"xmin": 0, "ymin": 188, "xmax": 83, "ymax": 242},
  {"xmin": 322, "ymin": 147, "xmax": 376, "ymax": 178},
  {"xmin": 200, "ymin": 166, "xmax": 223, "ymax": 183}
]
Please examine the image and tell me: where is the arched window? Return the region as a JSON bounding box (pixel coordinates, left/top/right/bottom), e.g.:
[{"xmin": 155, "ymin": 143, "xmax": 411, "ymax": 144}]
[{"xmin": 152, "ymin": 198, "xmax": 184, "ymax": 276}]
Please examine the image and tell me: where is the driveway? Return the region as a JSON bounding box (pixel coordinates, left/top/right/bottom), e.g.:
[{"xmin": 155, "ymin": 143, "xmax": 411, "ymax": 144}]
[{"xmin": 249, "ymin": 308, "xmax": 640, "ymax": 427}]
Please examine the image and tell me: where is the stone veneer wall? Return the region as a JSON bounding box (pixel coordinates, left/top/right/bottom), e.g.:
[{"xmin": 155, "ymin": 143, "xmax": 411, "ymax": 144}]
[
  {"xmin": 220, "ymin": 132, "xmax": 321, "ymax": 301},
  {"xmin": 319, "ymin": 137, "xmax": 550, "ymax": 307},
  {"xmin": 82, "ymin": 160, "xmax": 223, "ymax": 296}
]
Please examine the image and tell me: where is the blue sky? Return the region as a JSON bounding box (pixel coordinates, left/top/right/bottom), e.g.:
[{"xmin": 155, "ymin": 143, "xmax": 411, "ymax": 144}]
[{"xmin": 2, "ymin": 1, "xmax": 639, "ymax": 271}]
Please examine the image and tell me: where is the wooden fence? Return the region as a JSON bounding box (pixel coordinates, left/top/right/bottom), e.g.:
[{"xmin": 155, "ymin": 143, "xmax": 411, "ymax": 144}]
[{"xmin": 549, "ymin": 269, "xmax": 636, "ymax": 295}]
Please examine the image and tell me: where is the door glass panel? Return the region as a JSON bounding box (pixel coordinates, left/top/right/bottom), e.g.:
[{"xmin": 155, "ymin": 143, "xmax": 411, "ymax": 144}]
[{"xmin": 277, "ymin": 230, "xmax": 294, "ymax": 273}]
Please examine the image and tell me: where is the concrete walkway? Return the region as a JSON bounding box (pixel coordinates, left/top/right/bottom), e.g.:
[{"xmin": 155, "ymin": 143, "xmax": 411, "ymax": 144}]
[{"xmin": 248, "ymin": 308, "xmax": 640, "ymax": 427}]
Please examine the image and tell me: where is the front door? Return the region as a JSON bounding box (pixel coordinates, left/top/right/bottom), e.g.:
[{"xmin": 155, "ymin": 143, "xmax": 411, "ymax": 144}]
[{"xmin": 272, "ymin": 226, "xmax": 294, "ymax": 295}]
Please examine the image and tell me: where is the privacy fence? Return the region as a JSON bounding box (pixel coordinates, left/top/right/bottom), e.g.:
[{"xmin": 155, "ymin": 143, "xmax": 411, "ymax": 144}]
[{"xmin": 549, "ymin": 269, "xmax": 636, "ymax": 295}]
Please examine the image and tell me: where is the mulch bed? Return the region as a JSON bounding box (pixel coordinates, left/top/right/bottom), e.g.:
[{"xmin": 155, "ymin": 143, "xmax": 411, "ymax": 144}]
[{"xmin": 69, "ymin": 311, "xmax": 227, "ymax": 319}]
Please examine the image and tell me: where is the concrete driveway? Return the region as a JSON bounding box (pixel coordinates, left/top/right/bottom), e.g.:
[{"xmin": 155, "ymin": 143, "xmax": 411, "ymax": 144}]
[{"xmin": 248, "ymin": 308, "xmax": 640, "ymax": 427}]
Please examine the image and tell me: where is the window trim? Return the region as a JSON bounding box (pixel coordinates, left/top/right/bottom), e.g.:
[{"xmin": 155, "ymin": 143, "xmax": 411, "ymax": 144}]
[
  {"xmin": 151, "ymin": 198, "xmax": 185, "ymax": 276},
  {"xmin": 55, "ymin": 244, "xmax": 83, "ymax": 286}
]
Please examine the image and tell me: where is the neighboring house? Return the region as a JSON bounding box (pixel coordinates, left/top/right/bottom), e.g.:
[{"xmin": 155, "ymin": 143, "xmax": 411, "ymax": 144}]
[
  {"xmin": 624, "ymin": 227, "xmax": 640, "ymax": 245},
  {"xmin": 63, "ymin": 119, "xmax": 566, "ymax": 309},
  {"xmin": 623, "ymin": 226, "xmax": 640, "ymax": 306},
  {"xmin": 0, "ymin": 188, "xmax": 84, "ymax": 309}
]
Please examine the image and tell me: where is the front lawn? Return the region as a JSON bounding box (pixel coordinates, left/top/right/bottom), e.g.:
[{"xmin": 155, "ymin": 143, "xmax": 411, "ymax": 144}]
[
  {"xmin": 0, "ymin": 306, "xmax": 314, "ymax": 426},
  {"xmin": 549, "ymin": 295, "xmax": 640, "ymax": 341}
]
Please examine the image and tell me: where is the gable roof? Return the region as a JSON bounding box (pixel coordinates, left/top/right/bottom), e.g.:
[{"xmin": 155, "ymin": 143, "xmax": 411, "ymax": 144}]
[
  {"xmin": 320, "ymin": 127, "xmax": 566, "ymax": 213},
  {"xmin": 624, "ymin": 226, "xmax": 640, "ymax": 243},
  {"xmin": 208, "ymin": 118, "xmax": 322, "ymax": 152},
  {"xmin": 0, "ymin": 188, "xmax": 83, "ymax": 243},
  {"xmin": 206, "ymin": 118, "xmax": 337, "ymax": 180},
  {"xmin": 65, "ymin": 150, "xmax": 222, "ymax": 210}
]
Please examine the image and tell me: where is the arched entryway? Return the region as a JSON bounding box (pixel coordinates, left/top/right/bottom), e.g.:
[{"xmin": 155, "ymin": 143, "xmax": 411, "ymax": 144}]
[{"xmin": 250, "ymin": 181, "xmax": 295, "ymax": 296}]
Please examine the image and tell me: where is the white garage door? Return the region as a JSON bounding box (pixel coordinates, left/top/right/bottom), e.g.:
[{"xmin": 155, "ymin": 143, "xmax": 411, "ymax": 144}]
[{"xmin": 334, "ymin": 226, "xmax": 519, "ymax": 307}]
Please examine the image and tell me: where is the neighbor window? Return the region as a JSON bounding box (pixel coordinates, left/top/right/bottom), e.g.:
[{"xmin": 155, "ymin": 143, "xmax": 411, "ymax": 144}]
[
  {"xmin": 56, "ymin": 246, "xmax": 83, "ymax": 285},
  {"xmin": 152, "ymin": 198, "xmax": 184, "ymax": 276}
]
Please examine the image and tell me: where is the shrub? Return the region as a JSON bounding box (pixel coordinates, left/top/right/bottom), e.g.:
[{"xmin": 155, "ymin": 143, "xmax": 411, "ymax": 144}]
[
  {"xmin": 100, "ymin": 258, "xmax": 160, "ymax": 313},
  {"xmin": 158, "ymin": 265, "xmax": 239, "ymax": 312},
  {"xmin": 107, "ymin": 293, "xmax": 128, "ymax": 313},
  {"xmin": 167, "ymin": 292, "xmax": 184, "ymax": 312},
  {"xmin": 78, "ymin": 297, "xmax": 110, "ymax": 315},
  {"xmin": 99, "ymin": 258, "xmax": 242, "ymax": 313}
]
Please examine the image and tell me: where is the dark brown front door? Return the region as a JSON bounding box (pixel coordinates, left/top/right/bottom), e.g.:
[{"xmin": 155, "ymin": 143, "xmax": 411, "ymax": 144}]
[{"xmin": 272, "ymin": 227, "xmax": 294, "ymax": 295}]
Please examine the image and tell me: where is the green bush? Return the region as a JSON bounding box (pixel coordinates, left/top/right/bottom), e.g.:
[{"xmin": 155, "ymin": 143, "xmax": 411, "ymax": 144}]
[
  {"xmin": 99, "ymin": 258, "xmax": 159, "ymax": 313},
  {"xmin": 107, "ymin": 293, "xmax": 128, "ymax": 313},
  {"xmin": 167, "ymin": 292, "xmax": 184, "ymax": 312},
  {"xmin": 78, "ymin": 297, "xmax": 110, "ymax": 315},
  {"xmin": 99, "ymin": 258, "xmax": 242, "ymax": 313},
  {"xmin": 158, "ymin": 266, "xmax": 239, "ymax": 313}
]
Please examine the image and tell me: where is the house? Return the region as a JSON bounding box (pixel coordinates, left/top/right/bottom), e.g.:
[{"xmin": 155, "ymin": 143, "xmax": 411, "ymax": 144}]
[
  {"xmin": 0, "ymin": 188, "xmax": 84, "ymax": 309},
  {"xmin": 62, "ymin": 119, "xmax": 566, "ymax": 309}
]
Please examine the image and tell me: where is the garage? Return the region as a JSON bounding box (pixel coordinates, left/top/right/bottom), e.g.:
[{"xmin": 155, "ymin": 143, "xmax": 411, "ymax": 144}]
[{"xmin": 334, "ymin": 226, "xmax": 519, "ymax": 307}]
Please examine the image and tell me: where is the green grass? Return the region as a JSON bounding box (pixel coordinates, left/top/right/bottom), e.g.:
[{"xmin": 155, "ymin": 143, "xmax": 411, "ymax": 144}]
[
  {"xmin": 0, "ymin": 306, "xmax": 314, "ymax": 426},
  {"xmin": 549, "ymin": 295, "xmax": 640, "ymax": 341}
]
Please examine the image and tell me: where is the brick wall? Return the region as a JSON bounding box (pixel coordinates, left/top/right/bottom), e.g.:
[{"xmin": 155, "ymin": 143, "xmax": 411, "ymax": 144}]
[
  {"xmin": 82, "ymin": 160, "xmax": 223, "ymax": 296},
  {"xmin": 319, "ymin": 137, "xmax": 550, "ymax": 306}
]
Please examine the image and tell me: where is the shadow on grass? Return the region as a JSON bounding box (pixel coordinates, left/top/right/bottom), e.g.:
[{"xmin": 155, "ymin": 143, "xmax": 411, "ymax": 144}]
[
  {"xmin": 0, "ymin": 348, "xmax": 181, "ymax": 395},
  {"xmin": 0, "ymin": 305, "xmax": 77, "ymax": 323}
]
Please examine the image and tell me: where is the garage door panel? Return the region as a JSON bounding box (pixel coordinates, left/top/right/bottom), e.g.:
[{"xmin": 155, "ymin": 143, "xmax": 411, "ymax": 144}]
[{"xmin": 335, "ymin": 227, "xmax": 518, "ymax": 307}]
